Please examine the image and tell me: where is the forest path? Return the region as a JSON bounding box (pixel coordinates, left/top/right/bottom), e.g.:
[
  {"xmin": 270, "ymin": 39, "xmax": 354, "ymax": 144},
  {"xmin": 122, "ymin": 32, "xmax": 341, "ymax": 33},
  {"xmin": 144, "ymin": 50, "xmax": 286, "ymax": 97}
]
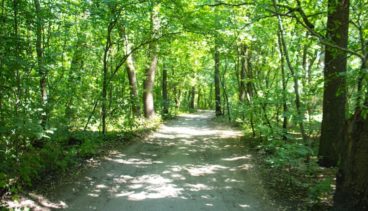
[{"xmin": 35, "ymin": 111, "xmax": 280, "ymax": 210}]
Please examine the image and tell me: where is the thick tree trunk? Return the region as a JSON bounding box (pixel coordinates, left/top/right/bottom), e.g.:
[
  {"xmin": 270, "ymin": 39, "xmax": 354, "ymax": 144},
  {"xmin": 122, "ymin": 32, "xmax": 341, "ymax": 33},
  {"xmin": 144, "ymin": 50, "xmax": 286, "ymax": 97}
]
[
  {"xmin": 143, "ymin": 55, "xmax": 158, "ymax": 119},
  {"xmin": 34, "ymin": 0, "xmax": 48, "ymax": 129},
  {"xmin": 162, "ymin": 65, "xmax": 169, "ymax": 115},
  {"xmin": 124, "ymin": 34, "xmax": 141, "ymax": 117},
  {"xmin": 214, "ymin": 44, "xmax": 222, "ymax": 116},
  {"xmin": 143, "ymin": 4, "xmax": 160, "ymax": 119},
  {"xmin": 319, "ymin": 0, "xmax": 349, "ymax": 167},
  {"xmin": 333, "ymin": 109, "xmax": 368, "ymax": 210}
]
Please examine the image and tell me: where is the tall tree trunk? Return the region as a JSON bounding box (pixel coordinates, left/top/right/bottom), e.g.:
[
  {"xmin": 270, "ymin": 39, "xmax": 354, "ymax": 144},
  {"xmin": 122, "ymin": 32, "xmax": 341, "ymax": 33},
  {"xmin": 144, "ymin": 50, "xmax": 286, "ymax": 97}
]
[
  {"xmin": 124, "ymin": 33, "xmax": 141, "ymax": 117},
  {"xmin": 221, "ymin": 59, "xmax": 231, "ymax": 121},
  {"xmin": 143, "ymin": 4, "xmax": 160, "ymax": 119},
  {"xmin": 101, "ymin": 20, "xmax": 115, "ymax": 135},
  {"xmin": 189, "ymin": 86, "xmax": 195, "ymax": 110},
  {"xmin": 214, "ymin": 44, "xmax": 222, "ymax": 116},
  {"xmin": 239, "ymin": 44, "xmax": 247, "ymax": 102},
  {"xmin": 356, "ymin": 24, "xmax": 367, "ymax": 111},
  {"xmin": 162, "ymin": 64, "xmax": 169, "ymax": 115},
  {"xmin": 13, "ymin": 0, "xmax": 21, "ymax": 114},
  {"xmin": 333, "ymin": 107, "xmax": 368, "ymax": 209},
  {"xmin": 273, "ymin": 0, "xmax": 308, "ymax": 145},
  {"xmin": 246, "ymin": 50, "xmax": 254, "ymax": 99},
  {"xmin": 277, "ymin": 30, "xmax": 288, "ymax": 140},
  {"xmin": 65, "ymin": 38, "xmax": 84, "ymax": 130},
  {"xmin": 319, "ymin": 0, "xmax": 349, "ymax": 167},
  {"xmin": 197, "ymin": 88, "xmax": 201, "ymax": 109},
  {"xmin": 34, "ymin": 0, "xmax": 48, "ymax": 129}
]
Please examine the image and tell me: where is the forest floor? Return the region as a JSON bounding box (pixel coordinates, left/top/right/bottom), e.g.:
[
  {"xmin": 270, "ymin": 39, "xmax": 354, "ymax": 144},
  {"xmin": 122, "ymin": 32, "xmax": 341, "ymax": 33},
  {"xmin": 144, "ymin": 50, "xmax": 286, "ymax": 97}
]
[{"xmin": 4, "ymin": 110, "xmax": 287, "ymax": 210}]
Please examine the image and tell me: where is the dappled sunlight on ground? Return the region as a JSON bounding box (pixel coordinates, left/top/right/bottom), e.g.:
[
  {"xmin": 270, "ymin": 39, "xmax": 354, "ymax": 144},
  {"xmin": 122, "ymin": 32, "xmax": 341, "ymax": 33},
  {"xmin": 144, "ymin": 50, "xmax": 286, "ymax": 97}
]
[{"xmin": 5, "ymin": 110, "xmax": 278, "ymax": 210}]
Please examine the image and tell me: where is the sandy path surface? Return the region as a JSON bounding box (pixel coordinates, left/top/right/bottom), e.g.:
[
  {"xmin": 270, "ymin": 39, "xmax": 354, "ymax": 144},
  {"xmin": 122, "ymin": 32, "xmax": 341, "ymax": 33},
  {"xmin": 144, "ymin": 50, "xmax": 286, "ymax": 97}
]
[{"xmin": 11, "ymin": 111, "xmax": 281, "ymax": 210}]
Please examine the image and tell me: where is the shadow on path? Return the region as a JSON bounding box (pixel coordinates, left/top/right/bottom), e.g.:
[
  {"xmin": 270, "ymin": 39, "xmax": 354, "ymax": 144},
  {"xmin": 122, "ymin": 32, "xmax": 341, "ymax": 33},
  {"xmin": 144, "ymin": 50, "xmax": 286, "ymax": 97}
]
[{"xmin": 6, "ymin": 111, "xmax": 280, "ymax": 211}]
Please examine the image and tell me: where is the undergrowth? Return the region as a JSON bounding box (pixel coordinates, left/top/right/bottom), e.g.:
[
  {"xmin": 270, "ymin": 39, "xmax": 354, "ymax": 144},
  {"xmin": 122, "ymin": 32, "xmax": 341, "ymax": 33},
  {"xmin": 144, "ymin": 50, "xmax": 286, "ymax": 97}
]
[
  {"xmin": 0, "ymin": 116, "xmax": 161, "ymax": 201},
  {"xmin": 247, "ymin": 136, "xmax": 336, "ymax": 210}
]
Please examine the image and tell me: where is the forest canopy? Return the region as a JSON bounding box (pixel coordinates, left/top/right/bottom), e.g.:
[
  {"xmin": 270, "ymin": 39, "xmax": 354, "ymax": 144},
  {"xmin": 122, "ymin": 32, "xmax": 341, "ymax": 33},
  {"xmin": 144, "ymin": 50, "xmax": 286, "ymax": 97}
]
[{"xmin": 0, "ymin": 0, "xmax": 367, "ymax": 209}]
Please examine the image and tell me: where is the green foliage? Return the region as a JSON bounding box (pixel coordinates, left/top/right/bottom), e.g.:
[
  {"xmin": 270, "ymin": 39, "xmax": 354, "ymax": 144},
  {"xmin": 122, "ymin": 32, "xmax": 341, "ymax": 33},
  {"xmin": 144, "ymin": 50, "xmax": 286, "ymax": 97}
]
[
  {"xmin": 264, "ymin": 142, "xmax": 312, "ymax": 170},
  {"xmin": 79, "ymin": 139, "xmax": 101, "ymax": 159},
  {"xmin": 308, "ymin": 178, "xmax": 334, "ymax": 203},
  {"xmin": 0, "ymin": 0, "xmax": 366, "ymax": 208}
]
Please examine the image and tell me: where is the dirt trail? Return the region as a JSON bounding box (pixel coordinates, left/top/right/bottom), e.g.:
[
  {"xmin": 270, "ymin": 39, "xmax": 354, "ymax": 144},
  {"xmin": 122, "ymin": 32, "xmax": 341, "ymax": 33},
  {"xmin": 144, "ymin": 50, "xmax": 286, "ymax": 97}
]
[{"xmin": 10, "ymin": 111, "xmax": 282, "ymax": 210}]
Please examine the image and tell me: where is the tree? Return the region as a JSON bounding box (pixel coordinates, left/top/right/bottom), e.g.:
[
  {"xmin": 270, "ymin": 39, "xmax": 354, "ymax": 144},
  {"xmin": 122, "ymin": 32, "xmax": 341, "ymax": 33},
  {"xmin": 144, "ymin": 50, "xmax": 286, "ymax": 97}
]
[
  {"xmin": 143, "ymin": 3, "xmax": 160, "ymax": 119},
  {"xmin": 318, "ymin": 0, "xmax": 350, "ymax": 167},
  {"xmin": 123, "ymin": 30, "xmax": 141, "ymax": 117},
  {"xmin": 162, "ymin": 63, "xmax": 169, "ymax": 115},
  {"xmin": 214, "ymin": 43, "xmax": 222, "ymax": 116},
  {"xmin": 34, "ymin": 0, "xmax": 48, "ymax": 129}
]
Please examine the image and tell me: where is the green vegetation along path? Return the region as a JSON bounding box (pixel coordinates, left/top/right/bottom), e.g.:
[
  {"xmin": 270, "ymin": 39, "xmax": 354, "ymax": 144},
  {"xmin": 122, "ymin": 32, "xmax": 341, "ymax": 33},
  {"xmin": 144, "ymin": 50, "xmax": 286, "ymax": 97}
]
[{"xmin": 35, "ymin": 111, "xmax": 281, "ymax": 210}]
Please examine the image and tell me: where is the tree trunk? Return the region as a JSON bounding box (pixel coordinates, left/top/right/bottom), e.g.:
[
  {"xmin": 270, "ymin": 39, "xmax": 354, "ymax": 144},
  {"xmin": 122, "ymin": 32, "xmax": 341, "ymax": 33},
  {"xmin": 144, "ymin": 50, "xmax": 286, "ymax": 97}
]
[
  {"xmin": 319, "ymin": 0, "xmax": 349, "ymax": 167},
  {"xmin": 239, "ymin": 44, "xmax": 247, "ymax": 102},
  {"xmin": 277, "ymin": 30, "xmax": 288, "ymax": 140},
  {"xmin": 143, "ymin": 4, "xmax": 160, "ymax": 119},
  {"xmin": 333, "ymin": 108, "xmax": 368, "ymax": 209},
  {"xmin": 162, "ymin": 64, "xmax": 169, "ymax": 115},
  {"xmin": 221, "ymin": 59, "xmax": 231, "ymax": 121},
  {"xmin": 101, "ymin": 20, "xmax": 115, "ymax": 134},
  {"xmin": 124, "ymin": 33, "xmax": 141, "ymax": 117},
  {"xmin": 143, "ymin": 54, "xmax": 158, "ymax": 118},
  {"xmin": 214, "ymin": 44, "xmax": 222, "ymax": 116},
  {"xmin": 190, "ymin": 86, "xmax": 195, "ymax": 110},
  {"xmin": 13, "ymin": 0, "xmax": 21, "ymax": 114},
  {"xmin": 65, "ymin": 38, "xmax": 84, "ymax": 130},
  {"xmin": 197, "ymin": 88, "xmax": 201, "ymax": 109},
  {"xmin": 356, "ymin": 25, "xmax": 367, "ymax": 111},
  {"xmin": 34, "ymin": 0, "xmax": 48, "ymax": 129},
  {"xmin": 273, "ymin": 0, "xmax": 307, "ymax": 145}
]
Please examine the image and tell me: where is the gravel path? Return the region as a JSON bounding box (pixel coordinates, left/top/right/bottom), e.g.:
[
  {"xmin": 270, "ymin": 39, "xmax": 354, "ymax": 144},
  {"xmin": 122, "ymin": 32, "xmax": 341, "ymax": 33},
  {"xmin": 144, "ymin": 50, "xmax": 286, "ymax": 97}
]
[{"xmin": 8, "ymin": 111, "xmax": 282, "ymax": 210}]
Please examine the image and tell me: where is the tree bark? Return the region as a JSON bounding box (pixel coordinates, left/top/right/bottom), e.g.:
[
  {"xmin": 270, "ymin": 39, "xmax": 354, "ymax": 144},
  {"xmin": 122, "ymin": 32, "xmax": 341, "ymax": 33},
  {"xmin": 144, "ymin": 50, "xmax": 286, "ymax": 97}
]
[
  {"xmin": 101, "ymin": 20, "xmax": 115, "ymax": 134},
  {"xmin": 162, "ymin": 64, "xmax": 169, "ymax": 115},
  {"xmin": 143, "ymin": 4, "xmax": 160, "ymax": 119},
  {"xmin": 124, "ymin": 32, "xmax": 141, "ymax": 117},
  {"xmin": 189, "ymin": 86, "xmax": 195, "ymax": 110},
  {"xmin": 214, "ymin": 44, "xmax": 222, "ymax": 116},
  {"xmin": 65, "ymin": 37, "xmax": 84, "ymax": 130},
  {"xmin": 319, "ymin": 0, "xmax": 349, "ymax": 167},
  {"xmin": 239, "ymin": 44, "xmax": 247, "ymax": 102},
  {"xmin": 273, "ymin": 0, "xmax": 307, "ymax": 145},
  {"xmin": 276, "ymin": 30, "xmax": 288, "ymax": 140},
  {"xmin": 333, "ymin": 108, "xmax": 368, "ymax": 209},
  {"xmin": 13, "ymin": 0, "xmax": 21, "ymax": 113}
]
